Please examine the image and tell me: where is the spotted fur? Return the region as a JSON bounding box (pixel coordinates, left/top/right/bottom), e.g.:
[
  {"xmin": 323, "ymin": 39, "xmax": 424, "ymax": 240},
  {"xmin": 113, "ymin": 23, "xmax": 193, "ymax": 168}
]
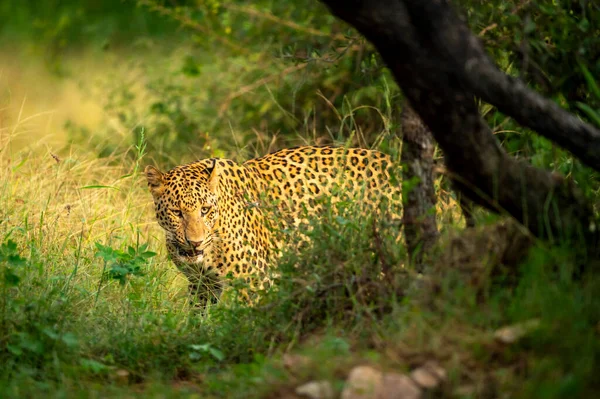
[{"xmin": 144, "ymin": 145, "xmax": 402, "ymax": 304}]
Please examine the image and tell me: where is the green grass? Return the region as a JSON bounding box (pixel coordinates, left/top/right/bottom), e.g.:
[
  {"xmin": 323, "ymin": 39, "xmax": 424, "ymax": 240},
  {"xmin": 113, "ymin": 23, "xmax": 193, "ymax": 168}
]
[{"xmin": 0, "ymin": 123, "xmax": 599, "ymax": 397}]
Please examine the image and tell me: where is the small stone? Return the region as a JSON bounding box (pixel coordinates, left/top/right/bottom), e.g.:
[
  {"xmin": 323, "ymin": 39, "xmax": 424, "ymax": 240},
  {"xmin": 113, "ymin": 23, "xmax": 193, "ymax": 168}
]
[
  {"xmin": 410, "ymin": 361, "xmax": 446, "ymax": 390},
  {"xmin": 494, "ymin": 319, "xmax": 540, "ymax": 344},
  {"xmin": 410, "ymin": 368, "xmax": 438, "ymax": 389},
  {"xmin": 342, "ymin": 366, "xmax": 422, "ymax": 399},
  {"xmin": 421, "ymin": 361, "xmax": 447, "ymax": 381},
  {"xmin": 342, "ymin": 365, "xmax": 383, "ymax": 399},
  {"xmin": 295, "ymin": 380, "xmax": 335, "ymax": 399},
  {"xmin": 380, "ymin": 372, "xmax": 422, "ymax": 399},
  {"xmin": 114, "ymin": 369, "xmax": 130, "ymax": 384}
]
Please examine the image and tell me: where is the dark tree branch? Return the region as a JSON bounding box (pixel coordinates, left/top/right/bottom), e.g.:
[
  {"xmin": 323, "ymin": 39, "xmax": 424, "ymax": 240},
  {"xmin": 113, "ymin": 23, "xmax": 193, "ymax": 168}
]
[
  {"xmin": 319, "ymin": 0, "xmax": 598, "ymax": 252},
  {"xmin": 404, "ymin": 0, "xmax": 600, "ymax": 171}
]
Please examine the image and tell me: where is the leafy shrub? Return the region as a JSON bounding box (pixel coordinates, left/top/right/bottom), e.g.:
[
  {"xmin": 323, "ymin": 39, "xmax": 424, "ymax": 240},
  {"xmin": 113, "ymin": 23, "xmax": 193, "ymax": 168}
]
[
  {"xmin": 209, "ymin": 196, "xmax": 409, "ymax": 350},
  {"xmin": 95, "ymin": 241, "xmax": 156, "ymax": 285}
]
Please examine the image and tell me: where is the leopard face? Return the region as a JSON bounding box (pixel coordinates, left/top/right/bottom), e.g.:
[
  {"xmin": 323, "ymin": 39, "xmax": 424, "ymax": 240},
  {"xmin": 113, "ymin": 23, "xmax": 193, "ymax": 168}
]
[{"xmin": 145, "ymin": 159, "xmax": 223, "ymax": 278}]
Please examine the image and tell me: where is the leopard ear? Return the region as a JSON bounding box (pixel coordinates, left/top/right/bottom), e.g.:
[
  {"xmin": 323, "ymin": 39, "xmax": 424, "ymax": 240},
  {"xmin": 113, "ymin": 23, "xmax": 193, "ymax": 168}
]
[
  {"xmin": 144, "ymin": 165, "xmax": 165, "ymax": 197},
  {"xmin": 207, "ymin": 160, "xmax": 220, "ymax": 193}
]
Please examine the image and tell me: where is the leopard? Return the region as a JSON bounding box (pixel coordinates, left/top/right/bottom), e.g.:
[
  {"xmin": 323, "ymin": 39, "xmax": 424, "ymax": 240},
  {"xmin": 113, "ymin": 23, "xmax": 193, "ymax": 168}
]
[{"xmin": 144, "ymin": 145, "xmax": 402, "ymax": 305}]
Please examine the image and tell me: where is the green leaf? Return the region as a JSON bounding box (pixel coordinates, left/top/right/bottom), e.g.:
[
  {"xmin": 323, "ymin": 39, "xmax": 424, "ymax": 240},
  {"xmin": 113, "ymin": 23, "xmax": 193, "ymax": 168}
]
[
  {"xmin": 8, "ymin": 254, "xmax": 26, "ymax": 266},
  {"xmin": 94, "ymin": 242, "xmax": 107, "ymax": 251},
  {"xmin": 189, "ymin": 344, "xmax": 209, "ymax": 351},
  {"xmin": 189, "ymin": 343, "xmax": 225, "ymax": 362},
  {"xmin": 95, "ymin": 245, "xmax": 118, "ymax": 262},
  {"xmin": 150, "ymin": 102, "xmax": 167, "ymax": 114},
  {"xmin": 4, "ymin": 269, "xmax": 21, "ymax": 286},
  {"xmin": 20, "ymin": 335, "xmax": 44, "ymax": 354},
  {"xmin": 576, "ymin": 102, "xmax": 600, "ymax": 128},
  {"xmin": 41, "ymin": 327, "xmax": 59, "ymax": 340},
  {"xmin": 208, "ymin": 347, "xmax": 225, "ymax": 362},
  {"xmin": 577, "ymin": 18, "xmax": 590, "ymax": 33},
  {"xmin": 61, "ymin": 332, "xmax": 79, "ymax": 348},
  {"xmin": 80, "ymin": 358, "xmax": 108, "ymax": 373},
  {"xmin": 140, "ymin": 251, "xmax": 157, "ymax": 259},
  {"xmin": 524, "ymin": 20, "xmax": 536, "ymax": 35},
  {"xmin": 4, "ymin": 240, "xmax": 18, "ymax": 252},
  {"xmin": 182, "ymin": 55, "xmax": 201, "ymax": 77},
  {"xmin": 577, "ymin": 59, "xmax": 600, "ymax": 101},
  {"xmin": 7, "ymin": 344, "xmax": 23, "ymax": 356}
]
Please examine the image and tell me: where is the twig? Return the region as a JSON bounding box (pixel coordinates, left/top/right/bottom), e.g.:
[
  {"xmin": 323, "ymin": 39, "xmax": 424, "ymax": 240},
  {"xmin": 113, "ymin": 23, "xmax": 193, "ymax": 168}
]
[
  {"xmin": 223, "ymin": 3, "xmax": 348, "ymax": 41},
  {"xmin": 218, "ymin": 42, "xmax": 363, "ymax": 117},
  {"xmin": 478, "ymin": 0, "xmax": 533, "ymax": 37},
  {"xmin": 138, "ymin": 0, "xmax": 250, "ymax": 55},
  {"xmin": 218, "ymin": 63, "xmax": 308, "ymax": 117}
]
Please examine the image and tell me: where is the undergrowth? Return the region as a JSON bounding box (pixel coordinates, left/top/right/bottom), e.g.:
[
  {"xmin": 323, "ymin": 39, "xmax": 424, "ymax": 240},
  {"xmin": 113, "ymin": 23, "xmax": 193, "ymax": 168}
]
[{"xmin": 1, "ymin": 120, "xmax": 599, "ymax": 397}]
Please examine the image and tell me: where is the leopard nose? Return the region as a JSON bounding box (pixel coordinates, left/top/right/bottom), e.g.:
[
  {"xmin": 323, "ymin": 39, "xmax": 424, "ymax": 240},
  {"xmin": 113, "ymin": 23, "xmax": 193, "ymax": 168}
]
[{"xmin": 187, "ymin": 240, "xmax": 202, "ymax": 249}]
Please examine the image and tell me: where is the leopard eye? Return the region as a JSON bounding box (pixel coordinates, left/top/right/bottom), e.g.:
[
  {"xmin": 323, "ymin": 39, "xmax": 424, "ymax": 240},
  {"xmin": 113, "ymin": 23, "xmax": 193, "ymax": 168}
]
[
  {"xmin": 171, "ymin": 209, "xmax": 183, "ymax": 217},
  {"xmin": 200, "ymin": 206, "xmax": 211, "ymax": 215}
]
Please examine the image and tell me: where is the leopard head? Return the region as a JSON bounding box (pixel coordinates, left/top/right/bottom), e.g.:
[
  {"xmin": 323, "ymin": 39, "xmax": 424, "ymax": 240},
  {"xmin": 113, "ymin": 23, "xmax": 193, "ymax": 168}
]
[{"xmin": 144, "ymin": 160, "xmax": 221, "ymax": 269}]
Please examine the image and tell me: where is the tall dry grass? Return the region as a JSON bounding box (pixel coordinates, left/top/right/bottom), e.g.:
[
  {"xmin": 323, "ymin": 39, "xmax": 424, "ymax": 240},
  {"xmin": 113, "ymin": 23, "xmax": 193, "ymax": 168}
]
[{"xmin": 0, "ymin": 105, "xmax": 190, "ymax": 316}]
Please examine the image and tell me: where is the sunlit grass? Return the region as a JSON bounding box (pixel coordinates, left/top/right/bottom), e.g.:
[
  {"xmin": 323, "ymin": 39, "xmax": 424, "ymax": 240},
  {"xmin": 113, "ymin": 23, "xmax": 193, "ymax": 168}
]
[{"xmin": 0, "ymin": 108, "xmax": 190, "ymax": 311}]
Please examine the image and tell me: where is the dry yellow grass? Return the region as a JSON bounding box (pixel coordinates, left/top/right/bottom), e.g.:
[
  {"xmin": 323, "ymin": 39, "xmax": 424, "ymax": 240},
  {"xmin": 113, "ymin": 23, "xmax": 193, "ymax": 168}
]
[
  {"xmin": 0, "ymin": 113, "xmax": 190, "ymax": 315},
  {"xmin": 0, "ymin": 48, "xmax": 196, "ymax": 313}
]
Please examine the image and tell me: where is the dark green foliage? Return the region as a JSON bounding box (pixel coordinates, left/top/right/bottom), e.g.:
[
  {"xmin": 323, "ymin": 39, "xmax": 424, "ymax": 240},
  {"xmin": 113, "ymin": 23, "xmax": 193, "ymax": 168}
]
[
  {"xmin": 457, "ymin": 0, "xmax": 600, "ymax": 203},
  {"xmin": 460, "ymin": 0, "xmax": 600, "ymax": 112},
  {"xmin": 1, "ymin": 240, "xmax": 26, "ymax": 287},
  {"xmin": 0, "ymin": 0, "xmax": 179, "ymax": 52},
  {"xmin": 0, "ymin": 239, "xmax": 78, "ymax": 381},
  {"xmin": 260, "ymin": 199, "xmax": 407, "ymax": 329},
  {"xmin": 505, "ymin": 246, "xmax": 600, "ymax": 397}
]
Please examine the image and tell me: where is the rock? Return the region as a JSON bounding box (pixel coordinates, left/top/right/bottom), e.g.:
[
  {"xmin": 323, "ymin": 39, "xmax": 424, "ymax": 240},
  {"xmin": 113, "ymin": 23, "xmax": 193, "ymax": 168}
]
[
  {"xmin": 341, "ymin": 366, "xmax": 422, "ymax": 399},
  {"xmin": 342, "ymin": 366, "xmax": 383, "ymax": 399},
  {"xmin": 494, "ymin": 319, "xmax": 540, "ymax": 344},
  {"xmin": 114, "ymin": 369, "xmax": 130, "ymax": 384},
  {"xmin": 410, "ymin": 361, "xmax": 447, "ymax": 390},
  {"xmin": 421, "ymin": 361, "xmax": 447, "ymax": 381},
  {"xmin": 379, "ymin": 373, "xmax": 421, "ymax": 399},
  {"xmin": 295, "ymin": 380, "xmax": 335, "ymax": 399},
  {"xmin": 410, "ymin": 368, "xmax": 438, "ymax": 390}
]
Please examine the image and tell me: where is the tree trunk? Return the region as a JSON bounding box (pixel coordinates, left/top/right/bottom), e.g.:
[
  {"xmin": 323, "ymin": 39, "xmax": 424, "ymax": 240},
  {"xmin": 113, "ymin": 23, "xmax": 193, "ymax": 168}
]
[
  {"xmin": 319, "ymin": 0, "xmax": 599, "ymax": 255},
  {"xmin": 400, "ymin": 102, "xmax": 438, "ymax": 270}
]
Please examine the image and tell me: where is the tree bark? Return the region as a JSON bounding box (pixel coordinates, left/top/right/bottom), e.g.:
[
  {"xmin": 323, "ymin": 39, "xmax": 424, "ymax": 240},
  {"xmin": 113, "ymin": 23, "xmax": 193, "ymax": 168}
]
[
  {"xmin": 404, "ymin": 0, "xmax": 600, "ymax": 172},
  {"xmin": 400, "ymin": 103, "xmax": 439, "ymax": 270},
  {"xmin": 319, "ymin": 0, "xmax": 598, "ymax": 253}
]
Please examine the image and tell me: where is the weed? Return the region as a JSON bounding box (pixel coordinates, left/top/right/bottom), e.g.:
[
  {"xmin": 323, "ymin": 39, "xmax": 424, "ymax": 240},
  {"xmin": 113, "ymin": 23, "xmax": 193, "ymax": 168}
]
[{"xmin": 94, "ymin": 241, "xmax": 156, "ymax": 286}]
